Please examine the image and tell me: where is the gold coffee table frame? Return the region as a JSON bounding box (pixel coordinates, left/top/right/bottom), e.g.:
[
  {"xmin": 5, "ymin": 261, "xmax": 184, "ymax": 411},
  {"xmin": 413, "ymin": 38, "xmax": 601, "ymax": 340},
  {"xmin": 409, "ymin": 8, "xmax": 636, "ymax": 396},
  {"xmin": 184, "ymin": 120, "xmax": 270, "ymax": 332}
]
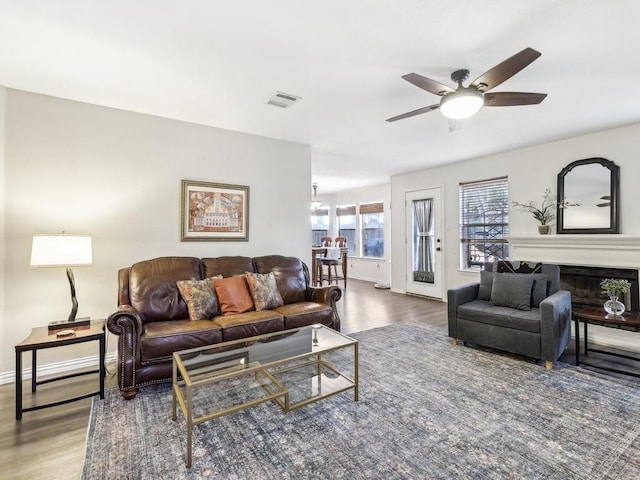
[{"xmin": 172, "ymin": 325, "xmax": 358, "ymax": 467}]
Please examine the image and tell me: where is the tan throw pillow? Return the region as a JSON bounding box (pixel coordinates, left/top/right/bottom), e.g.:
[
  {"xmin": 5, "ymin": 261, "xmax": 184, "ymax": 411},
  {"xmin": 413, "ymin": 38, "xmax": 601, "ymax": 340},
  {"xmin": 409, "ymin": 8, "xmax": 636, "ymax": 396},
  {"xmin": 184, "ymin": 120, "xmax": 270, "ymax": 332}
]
[
  {"xmin": 245, "ymin": 271, "xmax": 284, "ymax": 311},
  {"xmin": 213, "ymin": 276, "xmax": 255, "ymax": 316},
  {"xmin": 176, "ymin": 275, "xmax": 221, "ymax": 320}
]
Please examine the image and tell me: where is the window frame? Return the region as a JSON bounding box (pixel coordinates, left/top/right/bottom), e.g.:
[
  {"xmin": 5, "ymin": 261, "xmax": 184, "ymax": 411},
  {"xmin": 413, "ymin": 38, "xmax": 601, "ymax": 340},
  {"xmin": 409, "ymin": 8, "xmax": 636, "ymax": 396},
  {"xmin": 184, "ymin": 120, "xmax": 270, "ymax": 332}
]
[
  {"xmin": 359, "ymin": 201, "xmax": 384, "ymax": 259},
  {"xmin": 459, "ymin": 176, "xmax": 509, "ymax": 270}
]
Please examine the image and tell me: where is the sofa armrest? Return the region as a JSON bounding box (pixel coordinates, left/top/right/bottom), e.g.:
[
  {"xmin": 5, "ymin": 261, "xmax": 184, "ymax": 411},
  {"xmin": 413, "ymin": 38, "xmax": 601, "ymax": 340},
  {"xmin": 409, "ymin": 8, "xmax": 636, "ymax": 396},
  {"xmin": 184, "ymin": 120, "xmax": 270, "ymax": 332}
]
[
  {"xmin": 107, "ymin": 305, "xmax": 144, "ymax": 392},
  {"xmin": 447, "ymin": 282, "xmax": 480, "ymax": 339},
  {"xmin": 539, "ymin": 290, "xmax": 572, "ymax": 362},
  {"xmin": 306, "ymin": 285, "xmax": 343, "ymax": 331}
]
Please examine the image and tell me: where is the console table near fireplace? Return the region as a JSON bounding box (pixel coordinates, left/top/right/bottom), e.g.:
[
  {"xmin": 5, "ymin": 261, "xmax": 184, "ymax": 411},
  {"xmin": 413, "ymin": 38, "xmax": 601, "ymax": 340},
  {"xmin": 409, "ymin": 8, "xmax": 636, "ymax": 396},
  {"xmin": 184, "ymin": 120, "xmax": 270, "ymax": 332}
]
[{"xmin": 574, "ymin": 307, "xmax": 640, "ymax": 377}]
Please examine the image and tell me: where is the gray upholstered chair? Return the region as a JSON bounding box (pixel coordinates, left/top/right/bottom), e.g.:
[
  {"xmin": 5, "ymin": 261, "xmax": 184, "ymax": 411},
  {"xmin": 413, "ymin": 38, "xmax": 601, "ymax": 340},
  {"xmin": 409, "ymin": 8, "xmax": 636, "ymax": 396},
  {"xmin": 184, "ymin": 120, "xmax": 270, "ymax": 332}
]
[{"xmin": 447, "ymin": 261, "xmax": 572, "ymax": 369}]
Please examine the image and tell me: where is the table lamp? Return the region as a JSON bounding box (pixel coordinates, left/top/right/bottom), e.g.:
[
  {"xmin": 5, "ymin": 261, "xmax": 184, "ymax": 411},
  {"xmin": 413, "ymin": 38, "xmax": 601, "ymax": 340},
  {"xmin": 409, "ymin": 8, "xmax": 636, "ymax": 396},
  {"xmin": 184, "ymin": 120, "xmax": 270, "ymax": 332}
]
[{"xmin": 30, "ymin": 234, "xmax": 93, "ymax": 330}]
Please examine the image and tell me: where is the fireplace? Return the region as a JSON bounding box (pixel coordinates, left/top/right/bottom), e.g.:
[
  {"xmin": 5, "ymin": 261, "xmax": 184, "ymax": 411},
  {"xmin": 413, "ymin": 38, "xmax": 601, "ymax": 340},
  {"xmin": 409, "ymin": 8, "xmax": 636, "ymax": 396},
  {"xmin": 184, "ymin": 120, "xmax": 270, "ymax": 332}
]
[{"xmin": 559, "ymin": 265, "xmax": 639, "ymax": 312}]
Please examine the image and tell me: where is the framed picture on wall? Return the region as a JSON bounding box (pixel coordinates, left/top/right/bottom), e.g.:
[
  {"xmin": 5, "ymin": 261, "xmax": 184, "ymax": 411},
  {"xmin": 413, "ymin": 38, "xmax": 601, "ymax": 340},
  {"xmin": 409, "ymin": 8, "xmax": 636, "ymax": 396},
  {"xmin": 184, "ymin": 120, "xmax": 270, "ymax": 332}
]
[{"xmin": 180, "ymin": 180, "xmax": 250, "ymax": 241}]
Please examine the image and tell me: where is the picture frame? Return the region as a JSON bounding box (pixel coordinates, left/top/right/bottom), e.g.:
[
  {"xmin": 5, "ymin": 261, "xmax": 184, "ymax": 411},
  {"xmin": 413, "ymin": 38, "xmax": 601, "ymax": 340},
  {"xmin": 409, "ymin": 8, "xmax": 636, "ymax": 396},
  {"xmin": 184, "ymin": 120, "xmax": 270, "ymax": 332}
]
[{"xmin": 180, "ymin": 180, "xmax": 249, "ymax": 241}]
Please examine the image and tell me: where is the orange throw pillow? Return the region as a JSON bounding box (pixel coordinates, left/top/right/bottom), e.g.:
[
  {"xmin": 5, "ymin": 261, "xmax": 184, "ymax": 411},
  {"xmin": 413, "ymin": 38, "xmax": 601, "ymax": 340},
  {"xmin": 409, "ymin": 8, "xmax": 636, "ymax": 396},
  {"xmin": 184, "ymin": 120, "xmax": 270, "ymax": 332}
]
[{"xmin": 213, "ymin": 276, "xmax": 255, "ymax": 316}]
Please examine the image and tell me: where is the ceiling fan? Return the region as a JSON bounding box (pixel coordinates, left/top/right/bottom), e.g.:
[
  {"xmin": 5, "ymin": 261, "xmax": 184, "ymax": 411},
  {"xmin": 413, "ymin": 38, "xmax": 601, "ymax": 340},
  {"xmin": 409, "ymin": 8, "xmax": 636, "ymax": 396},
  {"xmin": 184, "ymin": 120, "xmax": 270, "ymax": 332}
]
[{"xmin": 386, "ymin": 47, "xmax": 547, "ymax": 122}]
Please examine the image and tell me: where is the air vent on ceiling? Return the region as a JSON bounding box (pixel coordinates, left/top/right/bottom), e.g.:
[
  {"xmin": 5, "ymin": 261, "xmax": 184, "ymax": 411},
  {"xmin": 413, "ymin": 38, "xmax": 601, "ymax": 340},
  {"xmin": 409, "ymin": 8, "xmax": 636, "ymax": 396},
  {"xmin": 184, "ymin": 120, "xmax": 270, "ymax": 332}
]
[{"xmin": 266, "ymin": 91, "xmax": 301, "ymax": 109}]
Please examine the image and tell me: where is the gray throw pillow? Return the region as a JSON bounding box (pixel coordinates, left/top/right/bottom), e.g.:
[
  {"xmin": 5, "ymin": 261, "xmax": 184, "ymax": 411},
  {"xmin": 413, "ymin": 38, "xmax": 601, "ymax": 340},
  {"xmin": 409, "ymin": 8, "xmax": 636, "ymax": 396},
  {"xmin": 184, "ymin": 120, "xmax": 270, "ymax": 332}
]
[
  {"xmin": 530, "ymin": 273, "xmax": 549, "ymax": 308},
  {"xmin": 490, "ymin": 273, "xmax": 534, "ymax": 311},
  {"xmin": 478, "ymin": 270, "xmax": 493, "ymax": 300}
]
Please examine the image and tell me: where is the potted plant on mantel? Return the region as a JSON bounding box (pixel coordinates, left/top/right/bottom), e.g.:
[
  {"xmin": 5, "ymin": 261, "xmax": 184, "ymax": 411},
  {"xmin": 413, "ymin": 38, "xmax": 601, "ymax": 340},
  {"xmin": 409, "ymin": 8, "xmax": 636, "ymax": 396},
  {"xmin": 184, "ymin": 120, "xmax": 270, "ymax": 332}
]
[
  {"xmin": 512, "ymin": 188, "xmax": 557, "ymax": 234},
  {"xmin": 600, "ymin": 278, "xmax": 631, "ymax": 316}
]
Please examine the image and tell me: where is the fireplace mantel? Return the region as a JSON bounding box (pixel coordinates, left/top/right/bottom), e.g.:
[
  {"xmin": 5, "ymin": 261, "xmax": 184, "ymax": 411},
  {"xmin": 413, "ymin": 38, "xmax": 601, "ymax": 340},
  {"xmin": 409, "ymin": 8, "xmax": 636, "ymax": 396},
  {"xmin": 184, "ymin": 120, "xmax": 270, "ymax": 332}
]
[{"xmin": 507, "ymin": 234, "xmax": 640, "ymax": 269}]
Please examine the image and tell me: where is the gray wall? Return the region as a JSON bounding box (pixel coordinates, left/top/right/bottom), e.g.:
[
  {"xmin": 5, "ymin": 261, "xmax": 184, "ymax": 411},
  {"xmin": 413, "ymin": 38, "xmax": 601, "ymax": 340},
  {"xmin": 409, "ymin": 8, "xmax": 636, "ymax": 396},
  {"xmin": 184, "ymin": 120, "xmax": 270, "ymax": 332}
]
[{"xmin": 1, "ymin": 88, "xmax": 311, "ymax": 380}]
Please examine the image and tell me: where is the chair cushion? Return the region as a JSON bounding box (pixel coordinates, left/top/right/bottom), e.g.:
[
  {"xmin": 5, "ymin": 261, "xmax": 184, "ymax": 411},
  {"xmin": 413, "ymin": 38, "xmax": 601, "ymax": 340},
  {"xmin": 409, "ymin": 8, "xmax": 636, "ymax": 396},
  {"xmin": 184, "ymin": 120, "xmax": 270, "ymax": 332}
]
[
  {"xmin": 530, "ymin": 273, "xmax": 549, "ymax": 308},
  {"xmin": 480, "ymin": 271, "xmax": 548, "ymax": 308},
  {"xmin": 478, "ymin": 270, "xmax": 493, "ymax": 300},
  {"xmin": 491, "ymin": 273, "xmax": 534, "ymax": 311},
  {"xmin": 213, "ymin": 276, "xmax": 255, "ymax": 315},
  {"xmin": 457, "ymin": 299, "xmax": 541, "ymax": 334},
  {"xmin": 245, "ymin": 271, "xmax": 284, "ymax": 311}
]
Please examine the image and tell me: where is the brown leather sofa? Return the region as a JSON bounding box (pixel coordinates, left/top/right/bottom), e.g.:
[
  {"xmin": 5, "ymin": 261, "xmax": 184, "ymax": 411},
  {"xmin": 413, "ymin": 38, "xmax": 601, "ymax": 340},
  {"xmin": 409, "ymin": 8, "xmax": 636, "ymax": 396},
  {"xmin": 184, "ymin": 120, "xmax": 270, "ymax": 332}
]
[{"xmin": 106, "ymin": 255, "xmax": 342, "ymax": 399}]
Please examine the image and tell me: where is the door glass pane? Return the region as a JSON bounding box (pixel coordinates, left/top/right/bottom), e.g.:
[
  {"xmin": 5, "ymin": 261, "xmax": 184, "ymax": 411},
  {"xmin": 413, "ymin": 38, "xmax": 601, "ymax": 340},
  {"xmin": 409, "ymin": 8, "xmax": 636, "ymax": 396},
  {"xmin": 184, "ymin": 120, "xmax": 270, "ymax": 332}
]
[{"xmin": 412, "ymin": 198, "xmax": 435, "ymax": 284}]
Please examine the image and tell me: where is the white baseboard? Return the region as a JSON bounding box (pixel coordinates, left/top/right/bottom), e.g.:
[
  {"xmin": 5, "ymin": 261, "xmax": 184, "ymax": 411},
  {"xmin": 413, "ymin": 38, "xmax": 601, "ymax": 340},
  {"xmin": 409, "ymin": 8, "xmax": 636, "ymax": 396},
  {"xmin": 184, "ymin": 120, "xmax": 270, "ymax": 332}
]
[{"xmin": 0, "ymin": 351, "xmax": 117, "ymax": 386}]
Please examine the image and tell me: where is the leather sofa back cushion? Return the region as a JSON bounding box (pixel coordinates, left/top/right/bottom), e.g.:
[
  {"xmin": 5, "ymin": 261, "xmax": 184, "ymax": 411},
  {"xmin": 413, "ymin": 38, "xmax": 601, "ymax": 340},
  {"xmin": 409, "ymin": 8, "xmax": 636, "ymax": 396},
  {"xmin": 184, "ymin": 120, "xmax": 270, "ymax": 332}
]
[
  {"xmin": 213, "ymin": 276, "xmax": 255, "ymax": 315},
  {"xmin": 129, "ymin": 257, "xmax": 202, "ymax": 323},
  {"xmin": 253, "ymin": 255, "xmax": 306, "ymax": 304},
  {"xmin": 202, "ymin": 256, "xmax": 255, "ymax": 278}
]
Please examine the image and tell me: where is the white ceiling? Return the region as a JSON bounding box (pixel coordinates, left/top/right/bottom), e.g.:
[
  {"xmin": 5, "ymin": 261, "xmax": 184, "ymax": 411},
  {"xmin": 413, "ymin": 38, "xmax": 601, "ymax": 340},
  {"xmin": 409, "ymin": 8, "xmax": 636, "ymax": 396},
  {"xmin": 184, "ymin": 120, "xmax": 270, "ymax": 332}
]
[{"xmin": 1, "ymin": 1, "xmax": 640, "ymax": 193}]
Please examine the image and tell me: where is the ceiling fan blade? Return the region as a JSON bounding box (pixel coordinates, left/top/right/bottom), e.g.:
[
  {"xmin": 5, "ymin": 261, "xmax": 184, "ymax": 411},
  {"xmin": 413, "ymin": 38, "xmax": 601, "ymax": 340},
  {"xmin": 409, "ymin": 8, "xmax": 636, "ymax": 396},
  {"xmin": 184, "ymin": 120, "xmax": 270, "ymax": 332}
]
[
  {"xmin": 402, "ymin": 73, "xmax": 455, "ymax": 96},
  {"xmin": 386, "ymin": 104, "xmax": 439, "ymax": 122},
  {"xmin": 470, "ymin": 48, "xmax": 542, "ymax": 91},
  {"xmin": 484, "ymin": 92, "xmax": 547, "ymax": 106}
]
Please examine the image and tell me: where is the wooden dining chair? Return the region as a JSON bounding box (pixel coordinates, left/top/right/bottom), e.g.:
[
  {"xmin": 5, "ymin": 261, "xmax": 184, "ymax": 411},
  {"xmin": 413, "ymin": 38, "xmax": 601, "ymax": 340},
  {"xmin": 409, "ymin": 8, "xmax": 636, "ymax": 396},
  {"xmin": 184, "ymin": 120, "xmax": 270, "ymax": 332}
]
[{"xmin": 320, "ymin": 237, "xmax": 332, "ymax": 247}]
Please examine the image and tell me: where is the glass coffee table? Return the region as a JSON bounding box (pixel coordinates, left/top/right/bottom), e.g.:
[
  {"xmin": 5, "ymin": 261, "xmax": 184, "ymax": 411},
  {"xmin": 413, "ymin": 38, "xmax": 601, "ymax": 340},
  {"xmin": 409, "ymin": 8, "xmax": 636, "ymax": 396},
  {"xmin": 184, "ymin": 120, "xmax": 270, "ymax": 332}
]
[{"xmin": 172, "ymin": 324, "xmax": 358, "ymax": 467}]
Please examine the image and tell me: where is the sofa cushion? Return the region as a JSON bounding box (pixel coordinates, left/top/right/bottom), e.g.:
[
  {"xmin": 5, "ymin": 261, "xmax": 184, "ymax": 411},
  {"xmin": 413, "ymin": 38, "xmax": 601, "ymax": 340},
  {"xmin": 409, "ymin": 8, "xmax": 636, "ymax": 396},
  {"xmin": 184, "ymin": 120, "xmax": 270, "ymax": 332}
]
[
  {"xmin": 253, "ymin": 255, "xmax": 307, "ymax": 305},
  {"xmin": 140, "ymin": 319, "xmax": 223, "ymax": 361},
  {"xmin": 245, "ymin": 272, "xmax": 284, "ymax": 311},
  {"xmin": 129, "ymin": 257, "xmax": 202, "ymax": 323},
  {"xmin": 275, "ymin": 302, "xmax": 334, "ymax": 329},
  {"xmin": 491, "ymin": 273, "xmax": 534, "ymax": 311},
  {"xmin": 457, "ymin": 299, "xmax": 541, "ymax": 334},
  {"xmin": 214, "ymin": 310, "xmax": 285, "ymax": 341},
  {"xmin": 530, "ymin": 273, "xmax": 549, "ymax": 308},
  {"xmin": 202, "ymin": 256, "xmax": 255, "ymax": 278},
  {"xmin": 478, "ymin": 270, "xmax": 493, "ymax": 300},
  {"xmin": 213, "ymin": 276, "xmax": 255, "ymax": 315},
  {"xmin": 176, "ymin": 276, "xmax": 222, "ymax": 320}
]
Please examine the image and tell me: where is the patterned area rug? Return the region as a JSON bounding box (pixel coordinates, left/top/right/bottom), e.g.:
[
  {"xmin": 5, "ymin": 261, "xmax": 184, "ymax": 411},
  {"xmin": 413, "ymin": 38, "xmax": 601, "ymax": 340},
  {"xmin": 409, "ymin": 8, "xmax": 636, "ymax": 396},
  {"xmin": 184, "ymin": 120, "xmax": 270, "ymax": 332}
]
[{"xmin": 82, "ymin": 324, "xmax": 640, "ymax": 479}]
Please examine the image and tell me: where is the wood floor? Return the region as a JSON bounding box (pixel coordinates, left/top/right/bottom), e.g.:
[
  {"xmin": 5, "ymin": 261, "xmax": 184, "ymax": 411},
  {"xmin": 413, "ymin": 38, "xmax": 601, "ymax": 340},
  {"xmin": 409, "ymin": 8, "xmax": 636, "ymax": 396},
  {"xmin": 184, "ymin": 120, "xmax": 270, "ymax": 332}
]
[{"xmin": 1, "ymin": 279, "xmax": 637, "ymax": 479}]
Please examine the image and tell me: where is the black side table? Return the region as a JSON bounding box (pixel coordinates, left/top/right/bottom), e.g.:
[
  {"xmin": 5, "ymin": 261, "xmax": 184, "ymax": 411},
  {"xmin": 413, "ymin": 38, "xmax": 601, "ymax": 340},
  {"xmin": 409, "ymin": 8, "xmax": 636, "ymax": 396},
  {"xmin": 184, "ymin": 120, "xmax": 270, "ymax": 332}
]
[
  {"xmin": 574, "ymin": 307, "xmax": 640, "ymax": 377},
  {"xmin": 15, "ymin": 320, "xmax": 105, "ymax": 420}
]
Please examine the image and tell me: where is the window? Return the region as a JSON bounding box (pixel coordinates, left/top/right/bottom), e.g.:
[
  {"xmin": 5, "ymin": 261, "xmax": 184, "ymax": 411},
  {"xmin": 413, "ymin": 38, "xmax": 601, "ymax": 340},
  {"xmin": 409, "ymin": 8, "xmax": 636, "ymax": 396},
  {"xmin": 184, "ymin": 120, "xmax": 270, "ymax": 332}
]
[
  {"xmin": 360, "ymin": 202, "xmax": 384, "ymax": 258},
  {"xmin": 336, "ymin": 205, "xmax": 356, "ymax": 256},
  {"xmin": 311, "ymin": 208, "xmax": 329, "ymax": 245},
  {"xmin": 459, "ymin": 177, "xmax": 509, "ymax": 269}
]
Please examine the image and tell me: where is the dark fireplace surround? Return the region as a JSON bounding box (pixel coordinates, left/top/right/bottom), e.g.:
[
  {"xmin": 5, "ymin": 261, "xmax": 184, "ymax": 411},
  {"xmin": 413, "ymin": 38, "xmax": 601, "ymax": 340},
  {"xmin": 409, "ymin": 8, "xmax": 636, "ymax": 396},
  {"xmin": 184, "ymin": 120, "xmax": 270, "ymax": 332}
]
[{"xmin": 559, "ymin": 264, "xmax": 639, "ymax": 312}]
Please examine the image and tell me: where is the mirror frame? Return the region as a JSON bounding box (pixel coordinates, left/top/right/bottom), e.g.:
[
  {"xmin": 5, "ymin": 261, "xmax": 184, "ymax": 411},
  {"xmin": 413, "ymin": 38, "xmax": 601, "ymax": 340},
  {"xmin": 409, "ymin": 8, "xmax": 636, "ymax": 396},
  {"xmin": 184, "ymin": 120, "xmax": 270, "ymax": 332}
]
[{"xmin": 556, "ymin": 157, "xmax": 619, "ymax": 234}]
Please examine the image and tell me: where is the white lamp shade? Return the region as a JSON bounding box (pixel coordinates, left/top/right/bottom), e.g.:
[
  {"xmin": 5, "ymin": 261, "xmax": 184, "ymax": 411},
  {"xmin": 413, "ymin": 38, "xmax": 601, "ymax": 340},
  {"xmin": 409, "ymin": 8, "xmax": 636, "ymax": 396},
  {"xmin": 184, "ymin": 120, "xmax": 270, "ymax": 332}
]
[
  {"xmin": 30, "ymin": 234, "xmax": 93, "ymax": 267},
  {"xmin": 440, "ymin": 90, "xmax": 484, "ymax": 119}
]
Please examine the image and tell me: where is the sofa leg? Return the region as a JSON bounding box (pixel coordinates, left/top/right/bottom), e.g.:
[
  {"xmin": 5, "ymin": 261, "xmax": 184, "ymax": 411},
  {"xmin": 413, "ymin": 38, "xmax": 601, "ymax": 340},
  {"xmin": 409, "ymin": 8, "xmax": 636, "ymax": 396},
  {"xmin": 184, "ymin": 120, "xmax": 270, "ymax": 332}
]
[
  {"xmin": 452, "ymin": 338, "xmax": 458, "ymax": 346},
  {"xmin": 544, "ymin": 361, "xmax": 553, "ymax": 370},
  {"xmin": 121, "ymin": 388, "xmax": 138, "ymax": 400}
]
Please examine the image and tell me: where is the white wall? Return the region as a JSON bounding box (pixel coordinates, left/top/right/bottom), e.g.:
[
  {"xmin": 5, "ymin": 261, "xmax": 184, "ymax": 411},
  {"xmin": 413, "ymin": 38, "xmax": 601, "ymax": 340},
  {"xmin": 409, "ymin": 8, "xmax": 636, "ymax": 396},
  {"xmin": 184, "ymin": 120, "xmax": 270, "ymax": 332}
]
[
  {"xmin": 324, "ymin": 183, "xmax": 391, "ymax": 285},
  {"xmin": 0, "ymin": 86, "xmax": 5, "ymax": 371},
  {"xmin": 391, "ymin": 122, "xmax": 640, "ymax": 294},
  {"xmin": 1, "ymin": 89, "xmax": 312, "ymax": 380}
]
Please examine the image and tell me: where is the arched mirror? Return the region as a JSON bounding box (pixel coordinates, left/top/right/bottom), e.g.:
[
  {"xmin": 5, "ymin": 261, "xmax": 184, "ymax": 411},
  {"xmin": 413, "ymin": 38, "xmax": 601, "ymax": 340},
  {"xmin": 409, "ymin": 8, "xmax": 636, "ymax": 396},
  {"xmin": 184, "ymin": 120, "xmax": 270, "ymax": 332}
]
[{"xmin": 556, "ymin": 157, "xmax": 619, "ymax": 234}]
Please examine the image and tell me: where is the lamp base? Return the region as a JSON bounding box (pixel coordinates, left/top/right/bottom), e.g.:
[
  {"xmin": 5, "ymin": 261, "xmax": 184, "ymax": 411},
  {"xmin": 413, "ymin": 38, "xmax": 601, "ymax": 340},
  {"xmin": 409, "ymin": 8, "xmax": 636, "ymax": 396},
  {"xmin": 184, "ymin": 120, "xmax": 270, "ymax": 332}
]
[{"xmin": 48, "ymin": 317, "xmax": 91, "ymax": 331}]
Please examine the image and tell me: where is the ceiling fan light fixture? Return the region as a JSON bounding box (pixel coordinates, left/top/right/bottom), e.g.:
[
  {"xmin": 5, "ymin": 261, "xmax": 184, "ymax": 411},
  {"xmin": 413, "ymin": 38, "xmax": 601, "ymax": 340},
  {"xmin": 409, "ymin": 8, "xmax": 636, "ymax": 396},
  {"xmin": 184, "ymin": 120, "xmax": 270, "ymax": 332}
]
[{"xmin": 439, "ymin": 89, "xmax": 484, "ymax": 119}]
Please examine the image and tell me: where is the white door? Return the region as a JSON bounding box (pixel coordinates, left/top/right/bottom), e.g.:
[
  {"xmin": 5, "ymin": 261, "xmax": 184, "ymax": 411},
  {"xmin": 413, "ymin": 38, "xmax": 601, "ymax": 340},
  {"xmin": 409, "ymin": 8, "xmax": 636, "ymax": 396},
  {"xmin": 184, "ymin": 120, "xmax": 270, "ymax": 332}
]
[{"xmin": 406, "ymin": 187, "xmax": 444, "ymax": 299}]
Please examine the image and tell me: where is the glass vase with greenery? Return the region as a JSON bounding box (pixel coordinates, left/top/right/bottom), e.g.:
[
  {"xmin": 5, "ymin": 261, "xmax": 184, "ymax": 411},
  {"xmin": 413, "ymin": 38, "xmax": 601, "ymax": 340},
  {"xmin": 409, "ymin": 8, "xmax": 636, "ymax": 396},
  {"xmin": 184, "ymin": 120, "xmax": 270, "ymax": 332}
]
[{"xmin": 600, "ymin": 278, "xmax": 631, "ymax": 316}]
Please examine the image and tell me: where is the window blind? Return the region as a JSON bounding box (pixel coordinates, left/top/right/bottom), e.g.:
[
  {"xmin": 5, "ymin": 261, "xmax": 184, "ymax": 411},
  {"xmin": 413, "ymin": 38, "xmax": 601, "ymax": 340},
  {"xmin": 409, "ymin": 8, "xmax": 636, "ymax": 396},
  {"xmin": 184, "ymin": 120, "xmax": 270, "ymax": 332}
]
[{"xmin": 459, "ymin": 176, "xmax": 509, "ymax": 268}]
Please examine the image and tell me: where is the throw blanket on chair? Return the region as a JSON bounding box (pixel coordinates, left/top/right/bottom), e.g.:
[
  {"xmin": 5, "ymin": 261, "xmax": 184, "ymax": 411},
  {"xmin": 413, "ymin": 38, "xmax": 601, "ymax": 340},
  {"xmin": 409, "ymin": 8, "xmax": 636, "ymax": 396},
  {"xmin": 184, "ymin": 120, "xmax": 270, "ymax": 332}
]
[{"xmin": 494, "ymin": 260, "xmax": 542, "ymax": 274}]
